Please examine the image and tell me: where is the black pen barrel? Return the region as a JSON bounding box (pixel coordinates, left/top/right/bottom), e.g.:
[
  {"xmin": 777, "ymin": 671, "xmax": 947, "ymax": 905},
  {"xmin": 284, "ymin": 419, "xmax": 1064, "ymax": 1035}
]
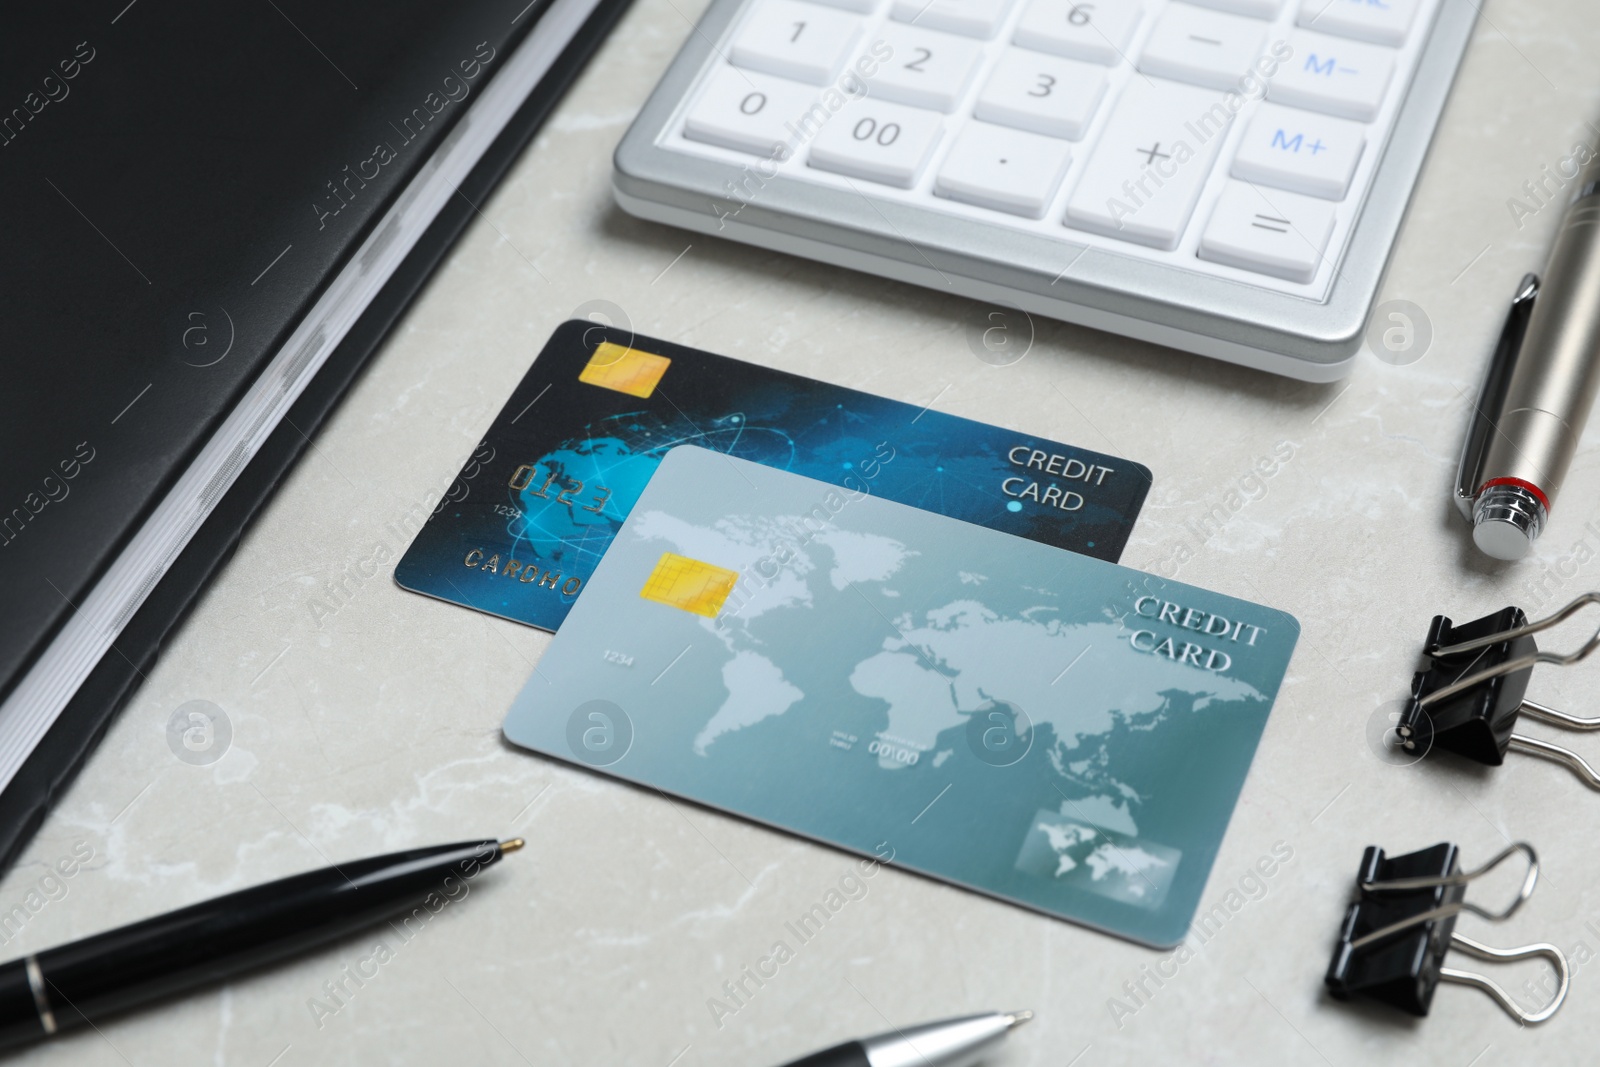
[
  {"xmin": 780, "ymin": 1041, "xmax": 871, "ymax": 1067},
  {"xmin": 0, "ymin": 839, "xmax": 505, "ymax": 1048}
]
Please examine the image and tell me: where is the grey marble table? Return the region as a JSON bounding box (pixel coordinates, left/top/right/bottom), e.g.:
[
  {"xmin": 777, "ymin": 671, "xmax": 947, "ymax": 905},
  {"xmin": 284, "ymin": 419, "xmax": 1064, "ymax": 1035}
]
[{"xmin": 7, "ymin": 0, "xmax": 1600, "ymax": 1063}]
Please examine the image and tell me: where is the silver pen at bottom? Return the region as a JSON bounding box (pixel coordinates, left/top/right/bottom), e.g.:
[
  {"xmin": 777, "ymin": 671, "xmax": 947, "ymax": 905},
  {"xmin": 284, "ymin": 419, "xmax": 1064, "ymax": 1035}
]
[{"xmin": 775, "ymin": 1010, "xmax": 1033, "ymax": 1067}]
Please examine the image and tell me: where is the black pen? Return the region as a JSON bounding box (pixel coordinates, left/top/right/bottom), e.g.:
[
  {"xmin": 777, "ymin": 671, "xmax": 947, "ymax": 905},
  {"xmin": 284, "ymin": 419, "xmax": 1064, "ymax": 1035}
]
[
  {"xmin": 776, "ymin": 1010, "xmax": 1033, "ymax": 1067},
  {"xmin": 0, "ymin": 837, "xmax": 521, "ymax": 1049}
]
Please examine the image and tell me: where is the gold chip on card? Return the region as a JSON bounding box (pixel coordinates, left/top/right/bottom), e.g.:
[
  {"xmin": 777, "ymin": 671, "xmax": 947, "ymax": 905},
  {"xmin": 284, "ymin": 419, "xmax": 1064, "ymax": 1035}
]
[
  {"xmin": 640, "ymin": 552, "xmax": 738, "ymax": 617},
  {"xmin": 578, "ymin": 342, "xmax": 671, "ymax": 398}
]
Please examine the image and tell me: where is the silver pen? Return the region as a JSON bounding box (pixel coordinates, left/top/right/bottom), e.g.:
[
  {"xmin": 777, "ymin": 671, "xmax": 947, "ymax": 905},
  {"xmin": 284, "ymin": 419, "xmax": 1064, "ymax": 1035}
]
[
  {"xmin": 774, "ymin": 1010, "xmax": 1032, "ymax": 1067},
  {"xmin": 1457, "ymin": 151, "xmax": 1600, "ymax": 560}
]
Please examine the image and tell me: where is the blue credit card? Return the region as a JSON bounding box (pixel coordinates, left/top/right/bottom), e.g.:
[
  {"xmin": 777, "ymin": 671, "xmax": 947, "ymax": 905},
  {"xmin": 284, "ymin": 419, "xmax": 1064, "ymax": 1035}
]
[
  {"xmin": 503, "ymin": 446, "xmax": 1298, "ymax": 946},
  {"xmin": 394, "ymin": 321, "xmax": 1151, "ymax": 631}
]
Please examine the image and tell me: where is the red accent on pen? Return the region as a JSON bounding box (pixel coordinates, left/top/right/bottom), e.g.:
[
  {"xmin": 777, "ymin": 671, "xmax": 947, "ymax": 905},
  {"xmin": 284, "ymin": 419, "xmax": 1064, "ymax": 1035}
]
[{"xmin": 1480, "ymin": 477, "xmax": 1551, "ymax": 512}]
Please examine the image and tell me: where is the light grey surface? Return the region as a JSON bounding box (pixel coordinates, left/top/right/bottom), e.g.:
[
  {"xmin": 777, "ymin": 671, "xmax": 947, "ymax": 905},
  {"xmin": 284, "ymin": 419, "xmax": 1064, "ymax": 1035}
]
[{"xmin": 7, "ymin": 0, "xmax": 1600, "ymax": 1063}]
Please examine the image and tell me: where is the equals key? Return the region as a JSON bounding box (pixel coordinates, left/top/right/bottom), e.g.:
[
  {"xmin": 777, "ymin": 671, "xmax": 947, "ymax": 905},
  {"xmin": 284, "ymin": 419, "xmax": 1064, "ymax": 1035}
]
[{"xmin": 1199, "ymin": 182, "xmax": 1338, "ymax": 284}]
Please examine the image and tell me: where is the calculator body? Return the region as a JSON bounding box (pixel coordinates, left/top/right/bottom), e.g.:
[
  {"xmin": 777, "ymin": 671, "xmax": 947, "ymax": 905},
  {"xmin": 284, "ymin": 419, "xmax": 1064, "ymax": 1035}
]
[{"xmin": 613, "ymin": 0, "xmax": 1477, "ymax": 381}]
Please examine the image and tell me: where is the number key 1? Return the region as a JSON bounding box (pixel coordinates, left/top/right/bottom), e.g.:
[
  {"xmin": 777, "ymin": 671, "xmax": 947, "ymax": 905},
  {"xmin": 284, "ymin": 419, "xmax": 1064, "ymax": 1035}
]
[{"xmin": 730, "ymin": 0, "xmax": 864, "ymax": 84}]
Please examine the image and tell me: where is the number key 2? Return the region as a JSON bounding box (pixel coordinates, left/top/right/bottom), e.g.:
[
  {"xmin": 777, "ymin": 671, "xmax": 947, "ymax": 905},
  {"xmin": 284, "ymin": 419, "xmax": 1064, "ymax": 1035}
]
[{"xmin": 860, "ymin": 24, "xmax": 986, "ymax": 113}]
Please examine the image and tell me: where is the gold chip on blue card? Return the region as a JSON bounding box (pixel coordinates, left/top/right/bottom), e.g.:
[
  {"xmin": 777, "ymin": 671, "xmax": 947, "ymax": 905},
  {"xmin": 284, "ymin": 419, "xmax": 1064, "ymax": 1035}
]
[{"xmin": 579, "ymin": 342, "xmax": 671, "ymax": 398}]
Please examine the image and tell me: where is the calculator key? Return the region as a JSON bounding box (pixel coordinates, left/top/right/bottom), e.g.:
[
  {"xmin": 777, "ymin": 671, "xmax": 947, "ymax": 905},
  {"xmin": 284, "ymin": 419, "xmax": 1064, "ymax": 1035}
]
[
  {"xmin": 1298, "ymin": 0, "xmax": 1419, "ymax": 47},
  {"xmin": 684, "ymin": 67, "xmax": 822, "ymax": 158},
  {"xmin": 934, "ymin": 121, "xmax": 1073, "ymax": 217},
  {"xmin": 861, "ymin": 25, "xmax": 985, "ymax": 112},
  {"xmin": 1064, "ymin": 78, "xmax": 1232, "ymax": 249},
  {"xmin": 1014, "ymin": 0, "xmax": 1144, "ymax": 66},
  {"xmin": 974, "ymin": 49, "xmax": 1108, "ymax": 140},
  {"xmin": 1198, "ymin": 181, "xmax": 1336, "ymax": 282},
  {"xmin": 1137, "ymin": 4, "xmax": 1267, "ymax": 90},
  {"xmin": 810, "ymin": 0, "xmax": 880, "ymax": 12},
  {"xmin": 808, "ymin": 99, "xmax": 944, "ymax": 186},
  {"xmin": 730, "ymin": 0, "xmax": 864, "ymax": 85},
  {"xmin": 892, "ymin": 0, "xmax": 1017, "ymax": 40},
  {"xmin": 1268, "ymin": 30, "xmax": 1395, "ymax": 121},
  {"xmin": 1185, "ymin": 0, "xmax": 1283, "ymax": 16},
  {"xmin": 1231, "ymin": 103, "xmax": 1365, "ymax": 199}
]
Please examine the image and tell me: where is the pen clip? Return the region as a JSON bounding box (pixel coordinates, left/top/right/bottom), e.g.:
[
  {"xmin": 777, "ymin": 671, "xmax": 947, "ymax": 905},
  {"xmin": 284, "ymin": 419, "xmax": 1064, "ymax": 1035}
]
[{"xmin": 1455, "ymin": 273, "xmax": 1541, "ymax": 521}]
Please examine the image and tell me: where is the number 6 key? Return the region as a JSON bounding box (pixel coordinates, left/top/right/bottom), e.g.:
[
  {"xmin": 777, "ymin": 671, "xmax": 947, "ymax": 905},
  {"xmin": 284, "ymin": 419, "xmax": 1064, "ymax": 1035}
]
[{"xmin": 1013, "ymin": 0, "xmax": 1145, "ymax": 66}]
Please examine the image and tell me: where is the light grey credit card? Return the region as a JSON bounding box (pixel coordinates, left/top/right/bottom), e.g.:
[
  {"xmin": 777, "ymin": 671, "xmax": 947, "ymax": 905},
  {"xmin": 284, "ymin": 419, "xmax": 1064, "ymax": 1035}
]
[{"xmin": 504, "ymin": 445, "xmax": 1298, "ymax": 946}]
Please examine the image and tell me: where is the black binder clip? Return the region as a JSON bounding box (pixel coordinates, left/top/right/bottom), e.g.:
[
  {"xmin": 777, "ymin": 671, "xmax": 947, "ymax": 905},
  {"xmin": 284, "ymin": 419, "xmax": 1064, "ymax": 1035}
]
[
  {"xmin": 1326, "ymin": 842, "xmax": 1568, "ymax": 1023},
  {"xmin": 1396, "ymin": 593, "xmax": 1600, "ymax": 787}
]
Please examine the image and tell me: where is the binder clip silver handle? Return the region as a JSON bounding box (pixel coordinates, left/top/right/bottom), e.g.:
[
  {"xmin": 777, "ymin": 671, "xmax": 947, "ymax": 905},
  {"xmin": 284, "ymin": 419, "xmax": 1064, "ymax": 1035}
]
[
  {"xmin": 1441, "ymin": 933, "xmax": 1570, "ymax": 1026},
  {"xmin": 1424, "ymin": 592, "xmax": 1600, "ymax": 698},
  {"xmin": 1355, "ymin": 842, "xmax": 1539, "ymax": 937},
  {"xmin": 1508, "ymin": 731, "xmax": 1600, "ymax": 790}
]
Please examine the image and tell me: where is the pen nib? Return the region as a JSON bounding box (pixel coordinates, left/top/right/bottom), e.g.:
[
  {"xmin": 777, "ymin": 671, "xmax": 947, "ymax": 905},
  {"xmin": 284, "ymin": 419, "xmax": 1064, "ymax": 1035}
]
[
  {"xmin": 1002, "ymin": 1010, "xmax": 1034, "ymax": 1031},
  {"xmin": 499, "ymin": 838, "xmax": 526, "ymax": 855}
]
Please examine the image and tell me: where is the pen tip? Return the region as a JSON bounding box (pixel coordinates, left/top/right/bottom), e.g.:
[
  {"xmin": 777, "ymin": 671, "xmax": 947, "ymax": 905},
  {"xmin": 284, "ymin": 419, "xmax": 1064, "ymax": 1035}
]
[
  {"xmin": 1003, "ymin": 1010, "xmax": 1033, "ymax": 1031},
  {"xmin": 499, "ymin": 838, "xmax": 526, "ymax": 855}
]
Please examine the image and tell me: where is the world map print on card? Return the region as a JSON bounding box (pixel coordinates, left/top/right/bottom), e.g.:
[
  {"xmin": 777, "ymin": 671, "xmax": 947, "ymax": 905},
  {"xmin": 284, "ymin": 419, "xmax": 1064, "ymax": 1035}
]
[{"xmin": 503, "ymin": 446, "xmax": 1297, "ymax": 947}]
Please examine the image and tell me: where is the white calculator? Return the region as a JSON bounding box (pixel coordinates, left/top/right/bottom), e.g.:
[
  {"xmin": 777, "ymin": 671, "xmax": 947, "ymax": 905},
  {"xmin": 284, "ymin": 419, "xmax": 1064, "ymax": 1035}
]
[{"xmin": 613, "ymin": 0, "xmax": 1477, "ymax": 380}]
